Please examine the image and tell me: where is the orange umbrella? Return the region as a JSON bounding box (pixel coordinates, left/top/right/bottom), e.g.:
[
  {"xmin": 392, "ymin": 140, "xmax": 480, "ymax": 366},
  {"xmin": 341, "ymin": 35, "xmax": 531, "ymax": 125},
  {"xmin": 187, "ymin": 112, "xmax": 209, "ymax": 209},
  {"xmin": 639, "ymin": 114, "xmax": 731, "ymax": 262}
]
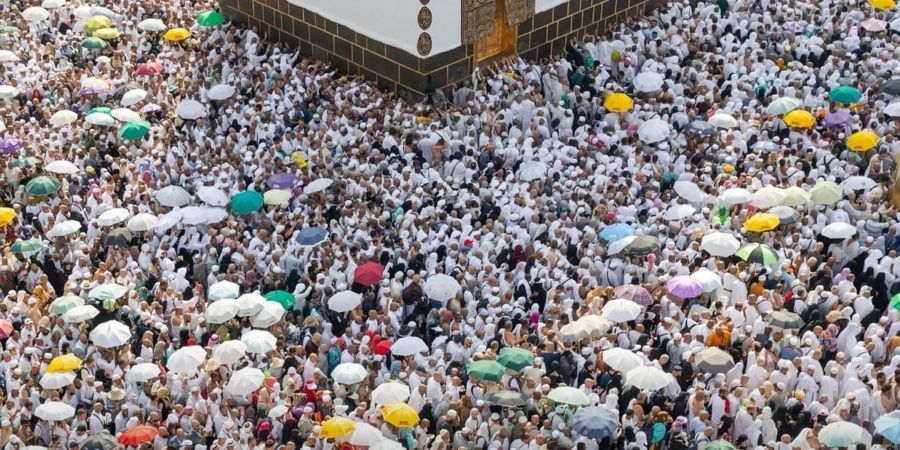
[{"xmin": 118, "ymin": 425, "xmax": 159, "ymax": 446}]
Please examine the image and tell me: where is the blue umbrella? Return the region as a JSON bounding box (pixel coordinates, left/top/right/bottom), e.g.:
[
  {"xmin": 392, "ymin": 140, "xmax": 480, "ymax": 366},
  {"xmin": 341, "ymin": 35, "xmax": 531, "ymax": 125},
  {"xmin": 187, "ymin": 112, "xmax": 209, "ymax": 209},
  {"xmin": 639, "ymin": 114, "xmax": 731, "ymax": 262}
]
[
  {"xmin": 295, "ymin": 226, "xmax": 327, "ymax": 246},
  {"xmin": 571, "ymin": 406, "xmax": 619, "ymax": 439},
  {"xmin": 600, "ymin": 223, "xmax": 633, "ymax": 242},
  {"xmin": 875, "ymin": 413, "xmax": 900, "ymax": 444}
]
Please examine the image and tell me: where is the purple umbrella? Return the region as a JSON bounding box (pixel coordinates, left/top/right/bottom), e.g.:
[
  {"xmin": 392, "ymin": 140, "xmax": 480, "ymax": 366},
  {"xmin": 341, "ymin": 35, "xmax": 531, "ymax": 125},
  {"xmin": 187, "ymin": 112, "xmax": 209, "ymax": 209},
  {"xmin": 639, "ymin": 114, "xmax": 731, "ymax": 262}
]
[
  {"xmin": 0, "ymin": 139, "xmax": 22, "ymax": 154},
  {"xmin": 267, "ymin": 172, "xmax": 296, "ymax": 189},
  {"xmin": 666, "ymin": 276, "xmax": 703, "ymax": 298},
  {"xmin": 140, "ymin": 103, "xmax": 161, "ymax": 113},
  {"xmin": 823, "ymin": 109, "xmax": 854, "ymax": 128},
  {"xmin": 78, "ymin": 87, "xmax": 108, "ymax": 97},
  {"xmin": 783, "ymin": 21, "xmax": 807, "ymax": 33},
  {"xmin": 614, "ymin": 284, "xmax": 654, "ymax": 307}
]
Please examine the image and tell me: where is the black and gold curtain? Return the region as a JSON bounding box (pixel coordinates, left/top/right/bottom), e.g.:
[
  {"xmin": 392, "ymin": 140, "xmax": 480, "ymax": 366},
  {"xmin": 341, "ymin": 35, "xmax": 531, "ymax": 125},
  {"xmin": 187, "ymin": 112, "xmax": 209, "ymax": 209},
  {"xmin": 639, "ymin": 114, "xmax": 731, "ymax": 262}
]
[
  {"xmin": 461, "ymin": 0, "xmax": 496, "ymax": 45},
  {"xmin": 505, "ymin": 0, "xmax": 534, "ymax": 26}
]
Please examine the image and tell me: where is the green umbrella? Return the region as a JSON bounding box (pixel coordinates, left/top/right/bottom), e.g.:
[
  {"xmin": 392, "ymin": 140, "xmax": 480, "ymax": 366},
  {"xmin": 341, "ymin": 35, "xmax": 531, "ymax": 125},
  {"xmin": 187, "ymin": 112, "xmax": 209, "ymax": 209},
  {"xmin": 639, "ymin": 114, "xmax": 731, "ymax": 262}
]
[
  {"xmin": 119, "ymin": 120, "xmax": 150, "ymax": 140},
  {"xmin": 81, "ymin": 37, "xmax": 106, "ymax": 49},
  {"xmin": 88, "ymin": 106, "xmax": 111, "ymax": 115},
  {"xmin": 497, "ymin": 347, "xmax": 534, "ymax": 371},
  {"xmin": 891, "ymin": 292, "xmax": 900, "ymax": 311},
  {"xmin": 49, "ymin": 295, "xmax": 85, "ymax": 315},
  {"xmin": 0, "ymin": 26, "xmax": 18, "ymax": 34},
  {"xmin": 466, "ymin": 360, "xmax": 506, "ymax": 382},
  {"xmin": 829, "ymin": 85, "xmax": 861, "ymax": 104},
  {"xmin": 197, "ymin": 10, "xmax": 226, "ymax": 27},
  {"xmin": 230, "ymin": 190, "xmax": 264, "ymax": 214},
  {"xmin": 734, "ymin": 243, "xmax": 778, "ymax": 265},
  {"xmin": 12, "ymin": 156, "xmax": 41, "ymax": 168},
  {"xmin": 25, "ymin": 176, "xmax": 61, "ymax": 196},
  {"xmin": 704, "ymin": 441, "xmax": 736, "ymax": 450},
  {"xmin": 265, "ymin": 290, "xmax": 295, "ymax": 309},
  {"xmin": 10, "ymin": 238, "xmax": 45, "ymax": 254}
]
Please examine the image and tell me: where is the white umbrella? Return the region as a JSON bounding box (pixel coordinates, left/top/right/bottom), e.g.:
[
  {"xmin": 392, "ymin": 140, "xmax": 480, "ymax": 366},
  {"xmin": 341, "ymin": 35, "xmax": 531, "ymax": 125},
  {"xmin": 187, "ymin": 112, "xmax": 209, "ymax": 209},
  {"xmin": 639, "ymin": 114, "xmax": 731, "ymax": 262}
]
[
  {"xmin": 708, "ymin": 112, "xmax": 738, "ymax": 128},
  {"xmin": 198, "ymin": 186, "xmax": 229, "ymax": 207},
  {"xmin": 625, "ymin": 366, "xmax": 671, "ymax": 390},
  {"xmin": 700, "ymin": 232, "xmax": 740, "ymax": 257},
  {"xmin": 126, "ymin": 213, "xmax": 159, "ymax": 232},
  {"xmin": 557, "ymin": 322, "xmax": 590, "ymax": 342},
  {"xmin": 391, "ymin": 336, "xmax": 428, "ymax": 356},
  {"xmin": 89, "ymin": 5, "xmax": 117, "ymax": 18},
  {"xmin": 348, "ymin": 423, "xmax": 384, "ymax": 446},
  {"xmin": 0, "ymin": 51, "xmax": 19, "ymax": 63},
  {"xmin": 213, "ymin": 340, "xmax": 247, "ymax": 365},
  {"xmin": 155, "ymin": 186, "xmax": 191, "ymax": 207},
  {"xmin": 332, "ymin": 363, "xmax": 368, "ymax": 384},
  {"xmin": 547, "ymin": 386, "xmax": 590, "ymax": 406},
  {"xmin": 49, "ymin": 110, "xmax": 77, "ymax": 127},
  {"xmin": 250, "ymin": 301, "xmax": 285, "ymax": 328},
  {"xmin": 62, "ymin": 304, "xmax": 99, "ymax": 323},
  {"xmin": 89, "ymin": 320, "xmax": 131, "ymax": 348},
  {"xmin": 0, "ymin": 85, "xmax": 17, "ymax": 99},
  {"xmin": 268, "ymin": 405, "xmax": 289, "ymax": 419},
  {"xmin": 45, "ymin": 160, "xmax": 78, "ymax": 174},
  {"xmin": 423, "ymin": 274, "xmax": 461, "ymax": 302},
  {"xmin": 176, "ymin": 99, "xmax": 206, "ymax": 120},
  {"xmin": 237, "ymin": 292, "xmax": 267, "ymax": 317},
  {"xmin": 85, "ymin": 112, "xmax": 116, "ymax": 126},
  {"xmin": 111, "ymin": 108, "xmax": 141, "ymax": 123},
  {"xmin": 607, "ymin": 235, "xmax": 636, "ymax": 255},
  {"xmin": 47, "ymin": 220, "xmax": 81, "ymax": 238},
  {"xmin": 42, "ymin": 0, "xmax": 66, "ymax": 8},
  {"xmin": 673, "ymin": 181, "xmax": 705, "ymax": 203},
  {"xmin": 632, "ymin": 72, "xmax": 664, "ymax": 92},
  {"xmin": 97, "ymin": 208, "xmax": 130, "ymax": 227},
  {"xmin": 81, "ymin": 77, "xmax": 109, "ymax": 90},
  {"xmin": 602, "ymin": 348, "xmax": 643, "ymax": 373},
  {"xmin": 241, "ymin": 330, "xmax": 277, "ymax": 353},
  {"xmin": 121, "ymin": 89, "xmax": 147, "ymax": 106},
  {"xmin": 750, "ymin": 186, "xmax": 786, "ymax": 209},
  {"xmin": 22, "ymin": 6, "xmax": 50, "ymax": 22},
  {"xmin": 34, "ymin": 401, "xmax": 75, "ymax": 421},
  {"xmin": 207, "ymin": 84, "xmax": 236, "ymax": 101},
  {"xmin": 304, "ymin": 178, "xmax": 333, "ymax": 194},
  {"xmin": 781, "ymin": 186, "xmax": 811, "ymax": 206},
  {"xmin": 817, "ymin": 421, "xmax": 869, "ymax": 448},
  {"xmin": 88, "ymin": 283, "xmax": 128, "ymax": 300},
  {"xmin": 206, "ymin": 300, "xmax": 239, "ymax": 324},
  {"xmin": 637, "ymin": 118, "xmax": 670, "ymax": 143},
  {"xmin": 719, "ymin": 187, "xmax": 752, "ymax": 206},
  {"xmin": 664, "ymin": 204, "xmax": 695, "ymax": 221},
  {"xmin": 166, "ymin": 345, "xmax": 207, "ymax": 374},
  {"xmin": 226, "ymin": 367, "xmax": 265, "ymax": 396},
  {"xmin": 371, "ymin": 382, "xmax": 411, "ymax": 405},
  {"xmin": 885, "ymin": 102, "xmax": 900, "ymax": 117},
  {"xmin": 822, "ymin": 222, "xmax": 857, "ymax": 239},
  {"xmin": 180, "ymin": 206, "xmax": 227, "ymax": 225},
  {"xmin": 40, "ymin": 372, "xmax": 76, "ymax": 389},
  {"xmin": 690, "ymin": 268, "xmax": 723, "ymax": 292},
  {"xmin": 208, "ymin": 280, "xmax": 240, "ymax": 300},
  {"xmin": 841, "ymin": 176, "xmax": 876, "ymax": 192},
  {"xmin": 519, "ymin": 161, "xmax": 548, "ymax": 181},
  {"xmin": 328, "ymin": 291, "xmax": 362, "ymax": 313},
  {"xmin": 155, "ymin": 209, "xmax": 182, "ymax": 233},
  {"xmin": 125, "ymin": 363, "xmax": 161, "ymax": 383},
  {"xmin": 576, "ymin": 315, "xmax": 612, "ymax": 336},
  {"xmin": 370, "ymin": 440, "xmax": 405, "ymax": 450},
  {"xmin": 601, "ymin": 299, "xmax": 643, "ymax": 322}
]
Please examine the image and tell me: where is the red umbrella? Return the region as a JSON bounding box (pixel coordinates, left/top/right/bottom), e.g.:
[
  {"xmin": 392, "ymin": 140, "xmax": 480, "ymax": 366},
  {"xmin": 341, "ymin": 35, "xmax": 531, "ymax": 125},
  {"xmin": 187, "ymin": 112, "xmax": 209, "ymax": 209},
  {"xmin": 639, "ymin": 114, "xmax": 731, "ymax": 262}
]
[
  {"xmin": 118, "ymin": 425, "xmax": 159, "ymax": 446},
  {"xmin": 0, "ymin": 319, "xmax": 12, "ymax": 339},
  {"xmin": 372, "ymin": 340, "xmax": 391, "ymax": 355},
  {"xmin": 354, "ymin": 261, "xmax": 384, "ymax": 286},
  {"xmin": 134, "ymin": 62, "xmax": 163, "ymax": 76}
]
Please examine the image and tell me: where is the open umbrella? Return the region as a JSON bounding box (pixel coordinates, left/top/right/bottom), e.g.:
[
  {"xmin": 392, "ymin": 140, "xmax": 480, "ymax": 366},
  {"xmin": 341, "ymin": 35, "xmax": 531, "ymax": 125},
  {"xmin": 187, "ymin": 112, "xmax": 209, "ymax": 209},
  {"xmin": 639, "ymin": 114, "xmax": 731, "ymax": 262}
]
[
  {"xmin": 497, "ymin": 347, "xmax": 534, "ymax": 371},
  {"xmin": 0, "ymin": 208, "xmax": 14, "ymax": 227},
  {"xmin": 547, "ymin": 386, "xmax": 590, "ymax": 406},
  {"xmin": 485, "ymin": 390, "xmax": 530, "ymax": 407},
  {"xmin": 25, "ymin": 176, "xmax": 61, "ymax": 196},
  {"xmin": 62, "ymin": 304, "xmax": 99, "ymax": 323},
  {"xmin": 622, "ymin": 235, "xmax": 660, "ymax": 256},
  {"xmin": 205, "ymin": 300, "xmax": 239, "ymax": 324},
  {"xmin": 22, "ymin": 6, "xmax": 50, "ymax": 22},
  {"xmin": 708, "ymin": 112, "xmax": 738, "ymax": 128},
  {"xmin": 102, "ymin": 227, "xmax": 132, "ymax": 247},
  {"xmin": 237, "ymin": 293, "xmax": 267, "ymax": 317},
  {"xmin": 304, "ymin": 178, "xmax": 333, "ymax": 194},
  {"xmin": 571, "ymin": 407, "xmax": 619, "ymax": 439},
  {"xmin": 198, "ymin": 186, "xmax": 228, "ymax": 206},
  {"xmin": 77, "ymin": 434, "xmax": 118, "ymax": 450},
  {"xmin": 93, "ymin": 28, "xmax": 121, "ymax": 40},
  {"xmin": 251, "ymin": 301, "xmax": 286, "ymax": 328},
  {"xmin": 467, "ymin": 360, "xmax": 506, "ymax": 382},
  {"xmin": 822, "ymin": 222, "xmax": 857, "ymax": 239},
  {"xmin": 85, "ymin": 112, "xmax": 115, "ymax": 126},
  {"xmin": 118, "ymin": 426, "xmax": 159, "ymax": 446},
  {"xmin": 230, "ymin": 191, "xmax": 264, "ymax": 214},
  {"xmin": 603, "ymin": 93, "xmax": 633, "ymax": 112},
  {"xmin": 207, "ymin": 84, "xmax": 235, "ymax": 100},
  {"xmin": 637, "ymin": 118, "xmax": 670, "ymax": 143},
  {"xmin": 664, "ymin": 204, "xmax": 695, "ymax": 221},
  {"xmin": 0, "ymin": 320, "xmax": 11, "ymax": 339},
  {"xmin": 886, "ymin": 102, "xmax": 900, "ymax": 117},
  {"xmin": 766, "ymin": 97, "xmax": 801, "ymax": 115},
  {"xmin": 423, "ymin": 274, "xmax": 461, "ymax": 302},
  {"xmin": 125, "ymin": 363, "xmax": 161, "ymax": 382},
  {"xmin": 138, "ymin": 18, "xmax": 166, "ymax": 32},
  {"xmin": 558, "ymin": 321, "xmax": 590, "ymax": 342},
  {"xmin": 743, "ymin": 213, "xmax": 780, "ymax": 232},
  {"xmin": 126, "ymin": 213, "xmax": 158, "ymax": 232},
  {"xmin": 241, "ymin": 330, "xmax": 277, "ymax": 353},
  {"xmin": 701, "ymin": 232, "xmax": 741, "ymax": 257},
  {"xmin": 691, "ymin": 268, "xmax": 723, "ymax": 292},
  {"xmin": 328, "ymin": 290, "xmax": 362, "ymax": 313},
  {"xmin": 227, "ymin": 367, "xmax": 265, "ymax": 396},
  {"xmin": 319, "ymin": 416, "xmax": 356, "ymax": 439},
  {"xmin": 695, "ymin": 347, "xmax": 735, "ymax": 373},
  {"xmin": 718, "ymin": 187, "xmax": 752, "ymax": 206},
  {"xmin": 632, "ymin": 71, "xmax": 664, "ymax": 92},
  {"xmin": 600, "ymin": 223, "xmax": 633, "ymax": 242},
  {"xmin": 781, "ymin": 186, "xmax": 811, "ymax": 206},
  {"xmin": 391, "ymin": 336, "xmax": 428, "ymax": 356},
  {"xmin": 874, "ymin": 412, "xmax": 900, "ymax": 444},
  {"xmin": 97, "ymin": 208, "xmax": 130, "ymax": 227},
  {"xmin": 735, "ymin": 243, "xmax": 778, "ymax": 265},
  {"xmin": 164, "ymin": 27, "xmax": 191, "ymax": 42},
  {"xmin": 212, "ymin": 341, "xmax": 247, "ymax": 365},
  {"xmin": 40, "ymin": 371, "xmax": 76, "ymax": 389},
  {"xmin": 829, "ymin": 85, "xmax": 862, "ymax": 104},
  {"xmin": 155, "ymin": 186, "xmax": 191, "ymax": 207},
  {"xmin": 347, "ymin": 423, "xmax": 383, "ymax": 446},
  {"xmin": 10, "ymin": 239, "xmax": 45, "ymax": 255},
  {"xmin": 841, "ymin": 176, "xmax": 877, "ymax": 192},
  {"xmin": 783, "ymin": 109, "xmax": 816, "ymax": 128},
  {"xmin": 818, "ymin": 421, "xmax": 868, "ymax": 448},
  {"xmin": 176, "ymin": 99, "xmax": 206, "ymax": 119},
  {"xmin": 81, "ymin": 36, "xmax": 106, "ymax": 49},
  {"xmin": 674, "ymin": 180, "xmax": 705, "ymax": 203},
  {"xmin": 267, "ymin": 172, "xmax": 296, "ymax": 189},
  {"xmin": 354, "ymin": 261, "xmax": 384, "ymax": 285},
  {"xmin": 766, "ymin": 310, "xmax": 804, "ymax": 329},
  {"xmin": 750, "ymin": 186, "xmax": 786, "ymax": 209},
  {"xmin": 704, "ymin": 441, "xmax": 736, "ymax": 450},
  {"xmin": 519, "ymin": 161, "xmax": 548, "ymax": 181},
  {"xmin": 166, "ymin": 345, "xmax": 207, "ymax": 373},
  {"xmin": 768, "ymin": 206, "xmax": 800, "ymax": 225},
  {"xmin": 685, "ymin": 120, "xmax": 715, "ymax": 136},
  {"xmin": 666, "ymin": 276, "xmax": 704, "ymax": 298},
  {"xmin": 197, "ymin": 10, "xmax": 226, "ymax": 27},
  {"xmin": 371, "ymin": 382, "xmax": 411, "ymax": 405},
  {"xmin": 88, "ymin": 283, "xmax": 127, "ymax": 301},
  {"xmin": 625, "ymin": 366, "xmax": 670, "ymax": 390},
  {"xmin": 332, "ymin": 363, "xmax": 368, "ymax": 384},
  {"xmin": 295, "ymin": 226, "xmax": 327, "ymax": 246},
  {"xmin": 862, "ymin": 17, "xmax": 888, "ymax": 31},
  {"xmin": 121, "ymin": 88, "xmax": 147, "ymax": 106},
  {"xmin": 823, "ymin": 109, "xmax": 854, "ymax": 128},
  {"xmin": 49, "ymin": 110, "xmax": 78, "ymax": 127},
  {"xmin": 847, "ymin": 130, "xmax": 879, "ymax": 151},
  {"xmin": 601, "ymin": 298, "xmax": 643, "ymax": 322},
  {"xmin": 48, "ymin": 295, "xmax": 84, "ymax": 315},
  {"xmin": 614, "ymin": 285, "xmax": 654, "ymax": 306},
  {"xmin": 809, "ymin": 181, "xmax": 843, "ymax": 205},
  {"xmin": 0, "ymin": 85, "xmax": 17, "ymax": 99},
  {"xmin": 265, "ymin": 290, "xmax": 295, "ymax": 309},
  {"xmin": 34, "ymin": 401, "xmax": 75, "ymax": 421},
  {"xmin": 264, "ymin": 189, "xmax": 292, "ymax": 206},
  {"xmin": 47, "ymin": 354, "xmax": 81, "ymax": 373},
  {"xmin": 602, "ymin": 348, "xmax": 643, "ymax": 372},
  {"xmin": 119, "ymin": 120, "xmax": 150, "ymax": 140},
  {"xmin": 208, "ymin": 280, "xmax": 240, "ymax": 300}
]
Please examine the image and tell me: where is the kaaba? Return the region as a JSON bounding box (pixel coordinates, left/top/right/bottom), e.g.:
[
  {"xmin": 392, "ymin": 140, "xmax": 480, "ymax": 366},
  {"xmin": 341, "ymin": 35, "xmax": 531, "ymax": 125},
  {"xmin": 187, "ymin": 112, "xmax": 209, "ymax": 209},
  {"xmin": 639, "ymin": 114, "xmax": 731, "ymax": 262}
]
[{"xmin": 220, "ymin": 0, "xmax": 652, "ymax": 97}]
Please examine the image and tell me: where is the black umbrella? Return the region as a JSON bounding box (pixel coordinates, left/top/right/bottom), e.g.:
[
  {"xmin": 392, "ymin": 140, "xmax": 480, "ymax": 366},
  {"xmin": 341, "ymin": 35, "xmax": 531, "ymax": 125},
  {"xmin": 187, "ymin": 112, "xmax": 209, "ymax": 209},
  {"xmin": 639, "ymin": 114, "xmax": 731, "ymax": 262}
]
[
  {"xmin": 103, "ymin": 227, "xmax": 133, "ymax": 247},
  {"xmin": 685, "ymin": 120, "xmax": 716, "ymax": 136},
  {"xmin": 881, "ymin": 79, "xmax": 900, "ymax": 96},
  {"xmin": 766, "ymin": 310, "xmax": 805, "ymax": 329},
  {"xmin": 485, "ymin": 390, "xmax": 529, "ymax": 407},
  {"xmin": 623, "ymin": 235, "xmax": 661, "ymax": 256},
  {"xmin": 695, "ymin": 347, "xmax": 735, "ymax": 374},
  {"xmin": 80, "ymin": 433, "xmax": 118, "ymax": 450}
]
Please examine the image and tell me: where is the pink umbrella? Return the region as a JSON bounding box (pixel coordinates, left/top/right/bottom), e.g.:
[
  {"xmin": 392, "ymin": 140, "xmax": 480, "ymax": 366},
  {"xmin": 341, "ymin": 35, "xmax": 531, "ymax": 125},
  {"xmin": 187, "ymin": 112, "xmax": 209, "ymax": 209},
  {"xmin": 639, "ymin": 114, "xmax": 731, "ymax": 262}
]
[
  {"xmin": 140, "ymin": 103, "xmax": 161, "ymax": 113},
  {"xmin": 614, "ymin": 284, "xmax": 654, "ymax": 306},
  {"xmin": 861, "ymin": 18, "xmax": 886, "ymax": 32},
  {"xmin": 665, "ymin": 276, "xmax": 703, "ymax": 299}
]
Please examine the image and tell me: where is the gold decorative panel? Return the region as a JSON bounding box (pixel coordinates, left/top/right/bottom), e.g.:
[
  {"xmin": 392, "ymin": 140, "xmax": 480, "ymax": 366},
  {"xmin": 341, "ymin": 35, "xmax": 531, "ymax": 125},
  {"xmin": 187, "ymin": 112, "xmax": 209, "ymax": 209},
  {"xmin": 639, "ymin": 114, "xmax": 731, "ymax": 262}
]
[
  {"xmin": 505, "ymin": 0, "xmax": 534, "ymax": 26},
  {"xmin": 417, "ymin": 33, "xmax": 433, "ymax": 56},
  {"xmin": 461, "ymin": 0, "xmax": 497, "ymax": 45},
  {"xmin": 418, "ymin": 7, "xmax": 432, "ymax": 29}
]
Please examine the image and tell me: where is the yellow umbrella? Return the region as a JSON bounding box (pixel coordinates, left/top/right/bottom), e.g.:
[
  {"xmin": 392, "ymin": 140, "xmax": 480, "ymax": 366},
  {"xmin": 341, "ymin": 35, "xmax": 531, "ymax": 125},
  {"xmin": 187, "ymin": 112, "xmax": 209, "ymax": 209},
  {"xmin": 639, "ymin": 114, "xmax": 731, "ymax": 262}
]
[
  {"xmin": 263, "ymin": 189, "xmax": 292, "ymax": 206},
  {"xmin": 603, "ymin": 93, "xmax": 634, "ymax": 113},
  {"xmin": 48, "ymin": 354, "xmax": 82, "ymax": 373},
  {"xmin": 83, "ymin": 15, "xmax": 112, "ymax": 35},
  {"xmin": 781, "ymin": 186, "xmax": 811, "ymax": 207},
  {"xmin": 783, "ymin": 110, "xmax": 816, "ymax": 128},
  {"xmin": 92, "ymin": 27, "xmax": 121, "ymax": 40},
  {"xmin": 744, "ymin": 213, "xmax": 780, "ymax": 233},
  {"xmin": 319, "ymin": 416, "xmax": 356, "ymax": 439},
  {"xmin": 868, "ymin": 0, "xmax": 895, "ymax": 10},
  {"xmin": 381, "ymin": 402, "xmax": 420, "ymax": 427},
  {"xmin": 0, "ymin": 207, "xmax": 15, "ymax": 227},
  {"xmin": 847, "ymin": 130, "xmax": 879, "ymax": 152},
  {"xmin": 163, "ymin": 28, "xmax": 191, "ymax": 42}
]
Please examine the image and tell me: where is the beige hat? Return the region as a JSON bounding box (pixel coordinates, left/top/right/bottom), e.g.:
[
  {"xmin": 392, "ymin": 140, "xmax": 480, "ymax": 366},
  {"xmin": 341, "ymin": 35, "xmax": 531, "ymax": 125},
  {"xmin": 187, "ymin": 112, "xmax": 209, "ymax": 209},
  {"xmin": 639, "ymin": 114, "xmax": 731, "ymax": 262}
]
[{"xmin": 108, "ymin": 388, "xmax": 126, "ymax": 401}]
